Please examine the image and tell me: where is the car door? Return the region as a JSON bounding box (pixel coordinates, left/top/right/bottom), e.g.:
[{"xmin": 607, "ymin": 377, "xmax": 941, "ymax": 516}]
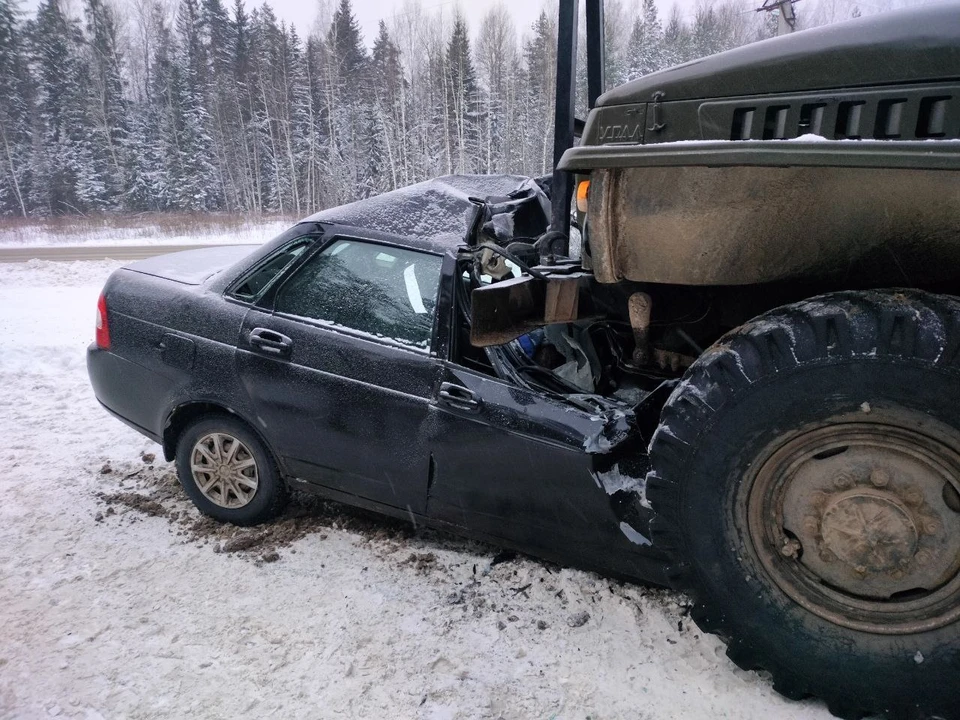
[
  {"xmin": 235, "ymin": 236, "xmax": 444, "ymax": 515},
  {"xmin": 429, "ymin": 362, "xmax": 640, "ymax": 562},
  {"xmin": 425, "ymin": 264, "xmax": 655, "ymax": 575}
]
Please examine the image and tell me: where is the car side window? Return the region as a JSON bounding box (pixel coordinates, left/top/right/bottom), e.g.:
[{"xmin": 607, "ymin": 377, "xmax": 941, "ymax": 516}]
[
  {"xmin": 229, "ymin": 239, "xmax": 312, "ymax": 301},
  {"xmin": 274, "ymin": 239, "xmax": 443, "ymax": 351}
]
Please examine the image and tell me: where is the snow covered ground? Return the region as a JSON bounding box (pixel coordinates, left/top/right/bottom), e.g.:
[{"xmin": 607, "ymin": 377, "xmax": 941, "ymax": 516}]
[{"xmin": 0, "ymin": 258, "xmax": 837, "ymax": 720}]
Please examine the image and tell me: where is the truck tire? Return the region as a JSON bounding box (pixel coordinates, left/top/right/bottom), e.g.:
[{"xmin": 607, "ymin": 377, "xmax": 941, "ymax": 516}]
[
  {"xmin": 175, "ymin": 414, "xmax": 287, "ymax": 526},
  {"xmin": 646, "ymin": 290, "xmax": 960, "ymax": 720}
]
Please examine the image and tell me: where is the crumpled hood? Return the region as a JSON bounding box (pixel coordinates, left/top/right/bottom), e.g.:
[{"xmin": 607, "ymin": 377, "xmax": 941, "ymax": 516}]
[{"xmin": 302, "ymin": 174, "xmax": 550, "ymax": 248}]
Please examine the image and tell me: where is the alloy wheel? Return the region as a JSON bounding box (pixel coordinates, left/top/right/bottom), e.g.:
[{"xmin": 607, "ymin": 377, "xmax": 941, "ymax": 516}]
[{"xmin": 190, "ymin": 432, "xmax": 260, "ymax": 509}]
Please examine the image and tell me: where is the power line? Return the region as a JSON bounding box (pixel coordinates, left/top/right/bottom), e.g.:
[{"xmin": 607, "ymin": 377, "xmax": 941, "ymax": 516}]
[{"xmin": 756, "ymin": 0, "xmax": 803, "ymax": 33}]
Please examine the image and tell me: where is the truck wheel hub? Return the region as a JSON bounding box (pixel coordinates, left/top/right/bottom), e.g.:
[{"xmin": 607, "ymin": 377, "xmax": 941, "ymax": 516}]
[
  {"xmin": 819, "ymin": 489, "xmax": 918, "ymax": 573},
  {"xmin": 745, "ymin": 420, "xmax": 960, "ymax": 634}
]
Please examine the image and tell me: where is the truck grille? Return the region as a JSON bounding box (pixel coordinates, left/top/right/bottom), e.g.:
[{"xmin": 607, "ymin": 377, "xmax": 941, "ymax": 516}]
[{"xmin": 701, "ymin": 84, "xmax": 959, "ymax": 142}]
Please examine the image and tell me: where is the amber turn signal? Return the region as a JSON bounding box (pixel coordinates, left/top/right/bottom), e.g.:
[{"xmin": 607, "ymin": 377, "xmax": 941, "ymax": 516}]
[{"xmin": 576, "ymin": 180, "xmax": 590, "ymax": 213}]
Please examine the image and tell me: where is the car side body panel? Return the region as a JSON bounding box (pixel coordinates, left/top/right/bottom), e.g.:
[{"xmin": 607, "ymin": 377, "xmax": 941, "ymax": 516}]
[
  {"xmin": 87, "ymin": 348, "xmax": 168, "ymax": 443},
  {"xmin": 236, "ymin": 305, "xmax": 440, "ymax": 515},
  {"xmin": 90, "ymin": 267, "xmax": 254, "ymax": 442},
  {"xmin": 87, "ymin": 204, "xmax": 670, "ymax": 587},
  {"xmin": 429, "ymin": 362, "xmax": 669, "ymax": 583}
]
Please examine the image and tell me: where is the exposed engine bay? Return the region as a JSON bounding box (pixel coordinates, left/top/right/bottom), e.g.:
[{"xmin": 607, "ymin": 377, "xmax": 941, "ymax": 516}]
[{"xmin": 459, "ymin": 180, "xmax": 709, "ymax": 409}]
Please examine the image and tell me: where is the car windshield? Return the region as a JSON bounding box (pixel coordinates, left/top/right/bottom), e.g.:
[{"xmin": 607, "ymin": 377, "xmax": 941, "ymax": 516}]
[{"xmin": 275, "ymin": 239, "xmax": 442, "ymax": 350}]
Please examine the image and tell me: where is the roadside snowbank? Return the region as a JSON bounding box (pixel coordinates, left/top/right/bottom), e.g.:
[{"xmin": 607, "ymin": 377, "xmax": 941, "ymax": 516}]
[{"xmin": 0, "ymin": 260, "xmax": 835, "ymax": 720}]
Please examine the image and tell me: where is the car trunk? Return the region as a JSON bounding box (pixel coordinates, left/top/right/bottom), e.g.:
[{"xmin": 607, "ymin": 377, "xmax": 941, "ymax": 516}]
[{"xmin": 124, "ymin": 245, "xmax": 256, "ymax": 285}]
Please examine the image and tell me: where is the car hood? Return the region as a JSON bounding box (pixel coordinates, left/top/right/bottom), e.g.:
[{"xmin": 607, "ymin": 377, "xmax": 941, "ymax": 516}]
[
  {"xmin": 598, "ymin": 5, "xmax": 960, "ymax": 106},
  {"xmin": 124, "ymin": 245, "xmax": 257, "ymax": 285}
]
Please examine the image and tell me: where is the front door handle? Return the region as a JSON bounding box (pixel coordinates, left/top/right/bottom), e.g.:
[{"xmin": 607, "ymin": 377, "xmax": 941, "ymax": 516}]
[
  {"xmin": 438, "ymin": 382, "xmax": 482, "ymax": 413},
  {"xmin": 249, "ymin": 327, "xmax": 293, "ymax": 358}
]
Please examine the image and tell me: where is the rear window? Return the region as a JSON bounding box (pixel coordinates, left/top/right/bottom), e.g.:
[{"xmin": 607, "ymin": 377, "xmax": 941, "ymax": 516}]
[{"xmin": 229, "ymin": 239, "xmax": 312, "ymax": 301}]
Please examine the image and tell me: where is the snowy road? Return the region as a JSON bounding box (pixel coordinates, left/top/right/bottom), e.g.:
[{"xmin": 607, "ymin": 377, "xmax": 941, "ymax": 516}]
[
  {"xmin": 0, "ymin": 260, "xmax": 836, "ymax": 720},
  {"xmin": 0, "ymin": 243, "xmax": 259, "ymax": 263}
]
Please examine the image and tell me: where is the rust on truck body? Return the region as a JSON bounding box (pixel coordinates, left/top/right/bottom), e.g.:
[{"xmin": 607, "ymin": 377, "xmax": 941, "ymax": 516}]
[{"xmin": 564, "ymin": 141, "xmax": 960, "ymax": 287}]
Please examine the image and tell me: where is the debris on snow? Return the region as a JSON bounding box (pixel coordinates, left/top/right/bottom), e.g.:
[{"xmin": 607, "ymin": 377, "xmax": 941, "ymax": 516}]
[
  {"xmin": 401, "ymin": 551, "xmax": 438, "ymax": 575},
  {"xmin": 221, "ymin": 534, "xmax": 265, "ymax": 553},
  {"xmin": 490, "ymin": 549, "xmax": 517, "ymax": 566},
  {"xmin": 98, "ymin": 491, "xmax": 167, "ymax": 517}
]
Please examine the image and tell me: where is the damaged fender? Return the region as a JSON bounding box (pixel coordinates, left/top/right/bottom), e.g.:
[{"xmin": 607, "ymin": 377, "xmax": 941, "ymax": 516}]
[{"xmin": 585, "ymin": 380, "xmax": 678, "ymax": 548}]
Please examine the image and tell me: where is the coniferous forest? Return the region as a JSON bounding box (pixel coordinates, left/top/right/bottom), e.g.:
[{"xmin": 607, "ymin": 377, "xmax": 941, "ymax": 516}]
[{"xmin": 0, "ymin": 0, "xmax": 869, "ymax": 218}]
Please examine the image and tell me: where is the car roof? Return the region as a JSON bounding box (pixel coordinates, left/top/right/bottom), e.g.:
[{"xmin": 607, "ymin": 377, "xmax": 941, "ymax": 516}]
[{"xmin": 301, "ymin": 174, "xmax": 545, "ymax": 254}]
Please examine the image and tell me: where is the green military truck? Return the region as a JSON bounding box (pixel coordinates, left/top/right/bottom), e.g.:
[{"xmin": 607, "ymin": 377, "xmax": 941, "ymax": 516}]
[{"xmin": 472, "ymin": 4, "xmax": 960, "ymax": 718}]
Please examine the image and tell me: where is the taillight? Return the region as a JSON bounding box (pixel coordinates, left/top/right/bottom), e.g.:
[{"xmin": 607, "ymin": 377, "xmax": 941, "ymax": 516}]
[{"xmin": 96, "ymin": 292, "xmax": 110, "ymax": 349}]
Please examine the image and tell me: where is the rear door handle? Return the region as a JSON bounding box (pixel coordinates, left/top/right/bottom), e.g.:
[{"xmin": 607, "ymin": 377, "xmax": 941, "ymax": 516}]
[
  {"xmin": 249, "ymin": 327, "xmax": 293, "ymax": 358},
  {"xmin": 437, "ymin": 382, "xmax": 482, "ymax": 413}
]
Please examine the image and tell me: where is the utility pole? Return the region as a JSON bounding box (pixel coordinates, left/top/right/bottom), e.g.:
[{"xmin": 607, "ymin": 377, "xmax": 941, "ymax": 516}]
[
  {"xmin": 757, "ymin": 0, "xmax": 799, "ymax": 35},
  {"xmin": 551, "ymin": 0, "xmax": 580, "ymax": 244}
]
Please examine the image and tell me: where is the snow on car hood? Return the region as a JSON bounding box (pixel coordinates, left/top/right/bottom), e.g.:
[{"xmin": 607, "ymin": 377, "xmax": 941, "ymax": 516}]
[{"xmin": 124, "ymin": 245, "xmax": 257, "ymax": 285}]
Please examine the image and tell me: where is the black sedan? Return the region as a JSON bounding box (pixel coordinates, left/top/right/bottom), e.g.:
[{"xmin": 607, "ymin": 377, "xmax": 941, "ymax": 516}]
[{"xmin": 88, "ymin": 175, "xmax": 669, "ymax": 586}]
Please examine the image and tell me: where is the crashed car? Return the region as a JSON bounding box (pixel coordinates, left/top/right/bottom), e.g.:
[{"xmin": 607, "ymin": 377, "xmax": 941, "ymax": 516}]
[
  {"xmin": 87, "ymin": 175, "xmax": 670, "ymax": 584},
  {"xmin": 91, "ymin": 7, "xmax": 960, "ymax": 718}
]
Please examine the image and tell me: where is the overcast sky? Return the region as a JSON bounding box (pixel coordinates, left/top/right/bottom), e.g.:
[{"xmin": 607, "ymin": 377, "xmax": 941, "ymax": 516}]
[
  {"xmin": 261, "ymin": 0, "xmax": 716, "ymax": 42},
  {"xmin": 297, "ymin": 0, "xmax": 553, "ymax": 41},
  {"xmin": 23, "ymin": 0, "xmax": 706, "ymax": 45},
  {"xmin": 285, "ymin": 1, "xmax": 698, "ymax": 42},
  {"xmin": 260, "ymin": 0, "xmax": 947, "ymax": 42},
  {"xmin": 23, "ymin": 0, "xmax": 941, "ymax": 46}
]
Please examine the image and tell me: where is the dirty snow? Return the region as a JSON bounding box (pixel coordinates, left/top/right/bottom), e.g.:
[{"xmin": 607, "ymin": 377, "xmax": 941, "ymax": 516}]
[{"xmin": 0, "ymin": 259, "xmax": 838, "ymax": 720}]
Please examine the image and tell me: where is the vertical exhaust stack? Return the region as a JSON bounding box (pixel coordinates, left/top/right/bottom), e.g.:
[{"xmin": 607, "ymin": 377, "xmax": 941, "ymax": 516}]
[{"xmin": 550, "ymin": 0, "xmax": 605, "ymax": 255}]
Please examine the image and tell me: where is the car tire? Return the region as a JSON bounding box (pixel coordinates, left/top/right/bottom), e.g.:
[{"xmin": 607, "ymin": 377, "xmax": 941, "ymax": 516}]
[
  {"xmin": 175, "ymin": 414, "xmax": 287, "ymax": 526},
  {"xmin": 646, "ymin": 289, "xmax": 960, "ymax": 720}
]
